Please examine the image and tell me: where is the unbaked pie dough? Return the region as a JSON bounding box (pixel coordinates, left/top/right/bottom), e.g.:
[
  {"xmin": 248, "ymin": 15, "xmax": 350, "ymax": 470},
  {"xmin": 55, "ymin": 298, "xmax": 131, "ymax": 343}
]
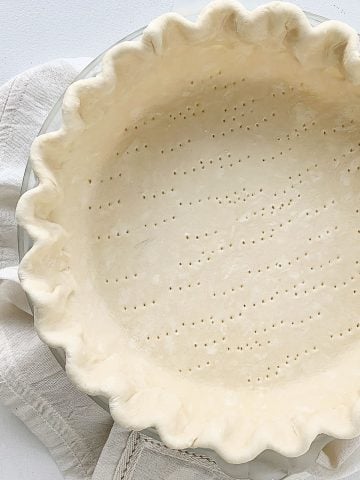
[{"xmin": 17, "ymin": 0, "xmax": 360, "ymax": 463}]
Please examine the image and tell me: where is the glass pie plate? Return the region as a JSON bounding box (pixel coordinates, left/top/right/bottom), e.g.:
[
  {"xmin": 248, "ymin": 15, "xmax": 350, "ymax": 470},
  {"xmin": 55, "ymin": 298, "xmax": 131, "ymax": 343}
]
[{"xmin": 17, "ymin": 6, "xmax": 339, "ymax": 479}]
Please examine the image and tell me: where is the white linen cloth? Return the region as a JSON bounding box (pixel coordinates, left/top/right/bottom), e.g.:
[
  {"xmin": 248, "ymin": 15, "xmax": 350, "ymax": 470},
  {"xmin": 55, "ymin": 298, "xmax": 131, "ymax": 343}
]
[{"xmin": 2, "ymin": 59, "xmax": 360, "ymax": 480}]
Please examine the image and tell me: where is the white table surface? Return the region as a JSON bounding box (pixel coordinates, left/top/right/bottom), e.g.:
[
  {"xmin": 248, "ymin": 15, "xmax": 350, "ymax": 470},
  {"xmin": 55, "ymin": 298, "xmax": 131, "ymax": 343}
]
[{"xmin": 1, "ymin": 1, "xmax": 360, "ymax": 479}]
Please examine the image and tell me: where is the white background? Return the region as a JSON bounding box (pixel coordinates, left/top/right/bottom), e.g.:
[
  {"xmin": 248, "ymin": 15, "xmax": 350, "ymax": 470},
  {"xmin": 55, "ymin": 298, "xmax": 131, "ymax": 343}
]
[{"xmin": 1, "ymin": 1, "xmax": 360, "ymax": 479}]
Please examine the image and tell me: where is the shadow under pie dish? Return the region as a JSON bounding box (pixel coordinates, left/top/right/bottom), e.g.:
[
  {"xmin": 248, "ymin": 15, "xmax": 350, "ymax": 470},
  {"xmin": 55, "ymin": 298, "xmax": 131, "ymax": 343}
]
[{"xmin": 16, "ymin": 0, "xmax": 360, "ymax": 464}]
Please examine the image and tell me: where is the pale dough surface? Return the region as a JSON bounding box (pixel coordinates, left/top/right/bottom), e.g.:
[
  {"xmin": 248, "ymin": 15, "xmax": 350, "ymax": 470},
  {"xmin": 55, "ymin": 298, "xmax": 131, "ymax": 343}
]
[{"xmin": 17, "ymin": 0, "xmax": 360, "ymax": 463}]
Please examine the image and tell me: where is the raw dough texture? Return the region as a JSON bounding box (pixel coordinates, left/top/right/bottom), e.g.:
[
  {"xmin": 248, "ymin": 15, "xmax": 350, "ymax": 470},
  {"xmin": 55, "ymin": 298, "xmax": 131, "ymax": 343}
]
[{"xmin": 17, "ymin": 0, "xmax": 360, "ymax": 463}]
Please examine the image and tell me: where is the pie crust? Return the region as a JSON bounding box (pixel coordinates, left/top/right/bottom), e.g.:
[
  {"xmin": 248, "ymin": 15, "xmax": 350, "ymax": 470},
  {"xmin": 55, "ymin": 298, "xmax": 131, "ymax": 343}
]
[{"xmin": 17, "ymin": 0, "xmax": 360, "ymax": 463}]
